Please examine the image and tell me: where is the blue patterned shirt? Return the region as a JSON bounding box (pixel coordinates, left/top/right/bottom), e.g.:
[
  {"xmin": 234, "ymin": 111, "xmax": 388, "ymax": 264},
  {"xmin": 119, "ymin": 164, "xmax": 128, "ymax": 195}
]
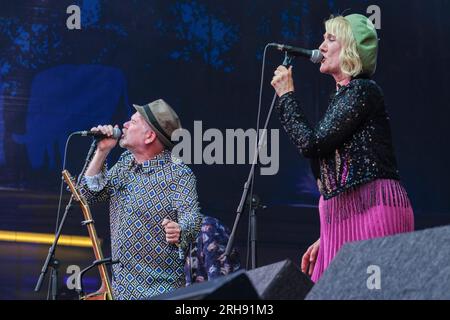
[
  {"xmin": 81, "ymin": 149, "xmax": 202, "ymax": 300},
  {"xmin": 185, "ymin": 216, "xmax": 241, "ymax": 285}
]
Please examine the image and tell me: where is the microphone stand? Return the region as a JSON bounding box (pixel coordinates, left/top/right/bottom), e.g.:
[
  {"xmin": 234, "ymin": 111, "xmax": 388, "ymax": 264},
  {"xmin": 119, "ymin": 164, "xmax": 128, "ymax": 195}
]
[
  {"xmin": 248, "ymin": 194, "xmax": 267, "ymax": 269},
  {"xmin": 75, "ymin": 258, "xmax": 119, "ymax": 299},
  {"xmin": 224, "ymin": 53, "xmax": 294, "ymax": 270},
  {"xmin": 34, "ymin": 138, "xmax": 98, "ymax": 299}
]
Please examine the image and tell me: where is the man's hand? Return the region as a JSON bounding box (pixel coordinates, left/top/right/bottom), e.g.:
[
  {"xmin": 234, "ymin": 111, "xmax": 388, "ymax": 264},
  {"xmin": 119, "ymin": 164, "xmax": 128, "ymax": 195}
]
[
  {"xmin": 85, "ymin": 124, "xmax": 120, "ymax": 178},
  {"xmin": 162, "ymin": 218, "xmax": 181, "ymax": 245},
  {"xmin": 90, "ymin": 124, "xmax": 120, "ymax": 153}
]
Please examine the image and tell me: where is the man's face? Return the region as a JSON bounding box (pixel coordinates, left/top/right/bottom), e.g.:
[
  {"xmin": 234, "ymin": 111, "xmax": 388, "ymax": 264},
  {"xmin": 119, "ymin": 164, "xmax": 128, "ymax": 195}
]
[{"xmin": 119, "ymin": 112, "xmax": 152, "ymax": 150}]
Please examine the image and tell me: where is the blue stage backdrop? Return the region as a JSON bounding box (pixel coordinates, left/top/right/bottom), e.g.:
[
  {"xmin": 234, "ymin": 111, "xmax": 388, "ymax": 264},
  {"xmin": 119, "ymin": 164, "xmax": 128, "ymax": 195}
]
[{"xmin": 0, "ymin": 0, "xmax": 449, "ymax": 299}]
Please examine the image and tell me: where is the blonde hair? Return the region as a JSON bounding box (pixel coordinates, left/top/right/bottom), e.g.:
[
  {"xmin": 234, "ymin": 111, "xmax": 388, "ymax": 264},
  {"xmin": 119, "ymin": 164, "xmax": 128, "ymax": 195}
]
[{"xmin": 325, "ymin": 16, "xmax": 363, "ymax": 77}]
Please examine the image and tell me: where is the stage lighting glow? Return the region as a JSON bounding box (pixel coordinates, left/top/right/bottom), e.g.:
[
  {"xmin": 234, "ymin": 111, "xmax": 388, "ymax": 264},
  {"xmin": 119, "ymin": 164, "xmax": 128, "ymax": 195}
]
[{"xmin": 0, "ymin": 230, "xmax": 95, "ymax": 248}]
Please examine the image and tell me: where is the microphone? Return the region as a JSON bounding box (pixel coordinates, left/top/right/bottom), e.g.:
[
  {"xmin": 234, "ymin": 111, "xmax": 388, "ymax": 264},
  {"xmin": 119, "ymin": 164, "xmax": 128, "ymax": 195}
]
[
  {"xmin": 73, "ymin": 127, "xmax": 122, "ymax": 139},
  {"xmin": 269, "ymin": 43, "xmax": 323, "ymax": 64}
]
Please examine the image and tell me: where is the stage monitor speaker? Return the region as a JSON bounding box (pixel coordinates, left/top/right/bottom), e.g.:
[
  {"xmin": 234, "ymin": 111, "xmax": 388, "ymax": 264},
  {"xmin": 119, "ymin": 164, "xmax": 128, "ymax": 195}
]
[
  {"xmin": 306, "ymin": 225, "xmax": 450, "ymax": 300},
  {"xmin": 149, "ymin": 270, "xmax": 260, "ymax": 300},
  {"xmin": 246, "ymin": 259, "xmax": 314, "ymax": 300}
]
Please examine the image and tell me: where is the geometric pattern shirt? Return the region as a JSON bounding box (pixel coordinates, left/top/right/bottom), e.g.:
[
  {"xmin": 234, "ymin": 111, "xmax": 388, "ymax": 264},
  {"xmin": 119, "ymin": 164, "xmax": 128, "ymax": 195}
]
[{"xmin": 80, "ymin": 149, "xmax": 202, "ymax": 300}]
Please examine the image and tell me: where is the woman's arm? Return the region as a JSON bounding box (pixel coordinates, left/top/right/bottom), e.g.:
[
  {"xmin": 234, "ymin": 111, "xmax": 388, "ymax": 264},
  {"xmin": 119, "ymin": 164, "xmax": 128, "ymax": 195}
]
[{"xmin": 276, "ymin": 81, "xmax": 381, "ymax": 158}]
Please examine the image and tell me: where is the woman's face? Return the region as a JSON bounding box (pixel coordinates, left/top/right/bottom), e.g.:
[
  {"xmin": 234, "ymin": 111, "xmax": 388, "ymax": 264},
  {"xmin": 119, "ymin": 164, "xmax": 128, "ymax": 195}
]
[{"xmin": 319, "ymin": 32, "xmax": 343, "ymax": 76}]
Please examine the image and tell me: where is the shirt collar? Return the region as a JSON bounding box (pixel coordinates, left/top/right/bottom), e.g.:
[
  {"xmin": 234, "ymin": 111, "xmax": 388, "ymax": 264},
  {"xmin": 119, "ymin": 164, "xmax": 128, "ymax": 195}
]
[{"xmin": 125, "ymin": 149, "xmax": 172, "ymax": 173}]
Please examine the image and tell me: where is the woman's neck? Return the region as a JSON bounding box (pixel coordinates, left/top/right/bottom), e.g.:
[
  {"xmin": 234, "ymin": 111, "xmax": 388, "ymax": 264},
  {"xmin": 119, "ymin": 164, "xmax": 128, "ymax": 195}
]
[{"xmin": 333, "ymin": 73, "xmax": 351, "ymax": 90}]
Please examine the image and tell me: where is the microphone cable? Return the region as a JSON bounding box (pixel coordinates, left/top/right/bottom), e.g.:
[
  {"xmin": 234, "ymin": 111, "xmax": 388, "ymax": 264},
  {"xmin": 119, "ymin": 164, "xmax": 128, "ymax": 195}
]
[
  {"xmin": 46, "ymin": 132, "xmax": 77, "ymax": 299},
  {"xmin": 246, "ymin": 43, "xmax": 280, "ymax": 269}
]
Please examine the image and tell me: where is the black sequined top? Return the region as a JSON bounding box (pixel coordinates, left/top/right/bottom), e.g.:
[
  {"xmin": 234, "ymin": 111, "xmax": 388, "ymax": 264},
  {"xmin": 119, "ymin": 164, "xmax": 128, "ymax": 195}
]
[{"xmin": 275, "ymin": 78, "xmax": 400, "ymax": 200}]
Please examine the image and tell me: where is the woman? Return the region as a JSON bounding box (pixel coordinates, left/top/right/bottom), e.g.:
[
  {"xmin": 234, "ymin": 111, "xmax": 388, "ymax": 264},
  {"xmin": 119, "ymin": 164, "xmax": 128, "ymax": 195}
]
[{"xmin": 271, "ymin": 14, "xmax": 414, "ymax": 283}]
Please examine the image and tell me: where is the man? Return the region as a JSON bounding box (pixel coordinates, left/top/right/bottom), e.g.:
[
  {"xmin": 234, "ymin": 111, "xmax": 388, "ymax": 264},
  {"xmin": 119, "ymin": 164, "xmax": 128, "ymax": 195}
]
[
  {"xmin": 184, "ymin": 216, "xmax": 241, "ymax": 285},
  {"xmin": 80, "ymin": 99, "xmax": 202, "ymax": 300}
]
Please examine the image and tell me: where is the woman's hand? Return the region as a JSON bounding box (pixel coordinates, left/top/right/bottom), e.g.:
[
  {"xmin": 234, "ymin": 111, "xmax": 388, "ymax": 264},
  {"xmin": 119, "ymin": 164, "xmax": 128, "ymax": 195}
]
[
  {"xmin": 301, "ymin": 238, "xmax": 320, "ymax": 276},
  {"xmin": 271, "ymin": 65, "xmax": 295, "ymax": 97}
]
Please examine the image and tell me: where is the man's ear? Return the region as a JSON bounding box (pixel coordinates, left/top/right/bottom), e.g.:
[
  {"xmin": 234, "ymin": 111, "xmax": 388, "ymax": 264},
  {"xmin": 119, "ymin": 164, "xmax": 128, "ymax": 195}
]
[{"xmin": 144, "ymin": 130, "xmax": 156, "ymax": 145}]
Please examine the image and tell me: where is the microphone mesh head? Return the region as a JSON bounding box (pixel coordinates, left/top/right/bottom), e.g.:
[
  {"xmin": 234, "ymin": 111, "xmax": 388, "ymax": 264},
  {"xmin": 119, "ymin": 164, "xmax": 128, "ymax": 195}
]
[
  {"xmin": 310, "ymin": 50, "xmax": 324, "ymax": 64},
  {"xmin": 112, "ymin": 127, "xmax": 122, "ymax": 139}
]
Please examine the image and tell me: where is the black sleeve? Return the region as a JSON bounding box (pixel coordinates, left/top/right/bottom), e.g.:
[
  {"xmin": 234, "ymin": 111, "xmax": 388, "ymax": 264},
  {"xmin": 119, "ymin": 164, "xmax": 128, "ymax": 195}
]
[{"xmin": 275, "ymin": 81, "xmax": 381, "ymax": 158}]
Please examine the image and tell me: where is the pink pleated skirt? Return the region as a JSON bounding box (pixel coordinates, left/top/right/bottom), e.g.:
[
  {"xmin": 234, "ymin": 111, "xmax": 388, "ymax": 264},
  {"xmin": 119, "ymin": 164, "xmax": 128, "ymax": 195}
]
[{"xmin": 311, "ymin": 179, "xmax": 414, "ymax": 283}]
